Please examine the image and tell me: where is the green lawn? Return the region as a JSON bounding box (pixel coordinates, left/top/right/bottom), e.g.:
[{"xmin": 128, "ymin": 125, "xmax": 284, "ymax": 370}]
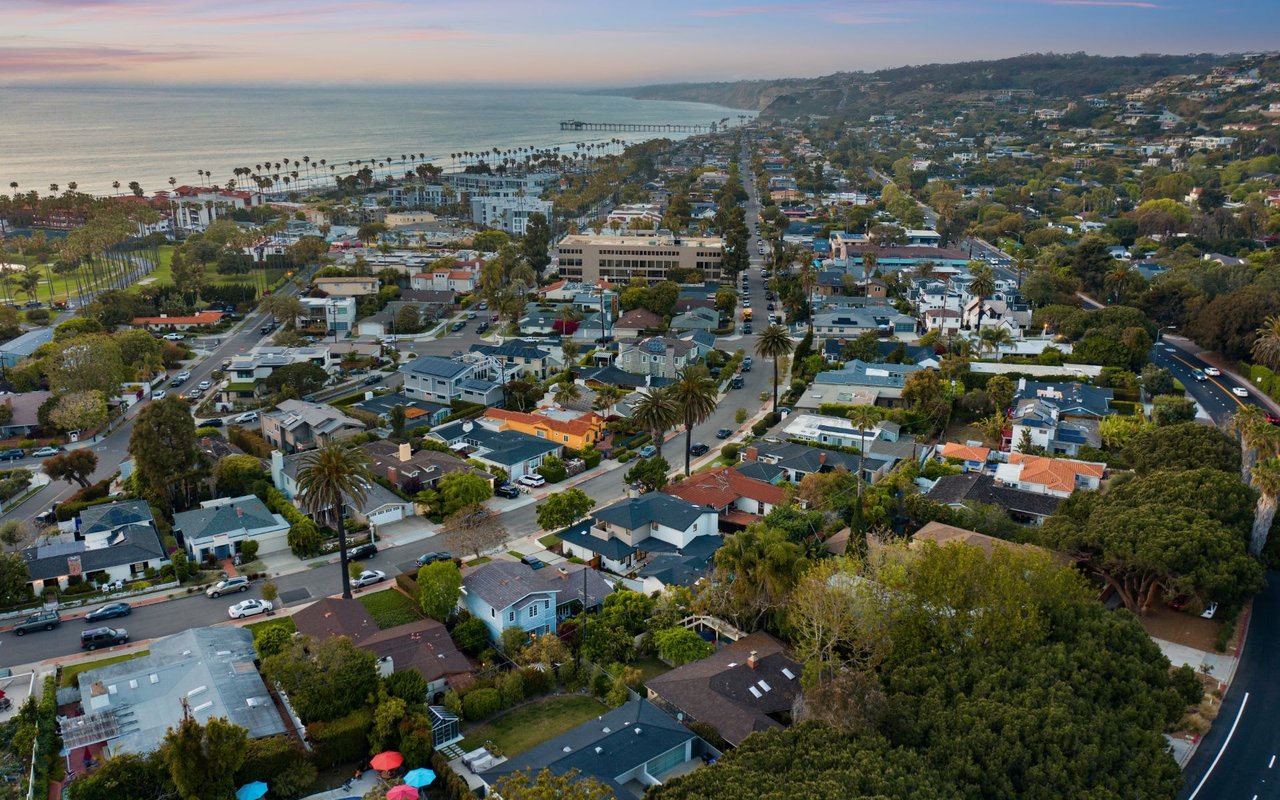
[
  {"xmin": 460, "ymin": 695, "xmax": 608, "ymax": 756},
  {"xmin": 507, "ymin": 550, "xmax": 525, "ymax": 559},
  {"xmin": 538, "ymin": 534, "xmax": 562, "ymax": 550},
  {"xmin": 466, "ymin": 557, "xmax": 492, "ymax": 567},
  {"xmin": 246, "ymin": 617, "xmax": 296, "ymax": 638},
  {"xmin": 358, "ymin": 588, "xmax": 422, "ymax": 629},
  {"xmin": 60, "ymin": 650, "xmax": 150, "ymax": 688}
]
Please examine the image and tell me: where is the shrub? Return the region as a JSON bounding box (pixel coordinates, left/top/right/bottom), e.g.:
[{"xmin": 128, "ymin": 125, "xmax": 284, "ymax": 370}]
[
  {"xmin": 239, "ymin": 540, "xmax": 259, "ymax": 562},
  {"xmin": 722, "ymin": 443, "xmax": 740, "ymax": 462},
  {"xmin": 518, "ymin": 666, "xmax": 552, "ymax": 697},
  {"xmin": 497, "ymin": 671, "xmax": 525, "ymax": 707},
  {"xmin": 462, "ymin": 688, "xmax": 502, "ymax": 721},
  {"xmin": 287, "ymin": 519, "xmax": 323, "ymax": 558},
  {"xmin": 236, "ymin": 736, "xmax": 315, "ymax": 800},
  {"xmin": 385, "ymin": 670, "xmax": 430, "ymax": 705},
  {"xmin": 617, "ymin": 450, "xmax": 633, "ymax": 463},
  {"xmin": 308, "ymin": 708, "xmax": 374, "ymax": 769},
  {"xmin": 536, "ymin": 456, "xmax": 568, "ymax": 483},
  {"xmin": 580, "ymin": 447, "xmax": 603, "ymax": 469},
  {"xmin": 229, "ymin": 425, "xmax": 273, "ymax": 458},
  {"xmin": 394, "ymin": 570, "xmax": 420, "ymax": 599},
  {"xmin": 430, "ymin": 751, "xmax": 480, "ymax": 800},
  {"xmin": 1171, "ymin": 664, "xmax": 1204, "ymax": 706},
  {"xmin": 452, "ymin": 617, "xmax": 491, "ymax": 656}
]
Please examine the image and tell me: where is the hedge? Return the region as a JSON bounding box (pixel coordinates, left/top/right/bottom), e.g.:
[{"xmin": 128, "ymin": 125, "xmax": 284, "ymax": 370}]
[
  {"xmin": 308, "ymin": 707, "xmax": 374, "ymax": 769},
  {"xmin": 430, "ymin": 751, "xmax": 480, "ymax": 800},
  {"xmin": 462, "ymin": 687, "xmax": 502, "ymax": 721}
]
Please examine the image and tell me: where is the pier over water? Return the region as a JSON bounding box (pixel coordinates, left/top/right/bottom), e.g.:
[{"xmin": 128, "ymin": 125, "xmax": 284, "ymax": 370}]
[{"xmin": 559, "ymin": 120, "xmax": 718, "ymax": 133}]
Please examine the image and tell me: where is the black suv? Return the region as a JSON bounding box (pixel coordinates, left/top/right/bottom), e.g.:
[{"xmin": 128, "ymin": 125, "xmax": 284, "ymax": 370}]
[
  {"xmin": 494, "ymin": 484, "xmax": 521, "ymax": 499},
  {"xmin": 689, "ymin": 442, "xmax": 710, "ymax": 457},
  {"xmin": 13, "ymin": 610, "xmax": 61, "ymax": 636},
  {"xmin": 349, "ymin": 542, "xmax": 378, "ymax": 560},
  {"xmin": 81, "ymin": 627, "xmax": 129, "ymax": 650}
]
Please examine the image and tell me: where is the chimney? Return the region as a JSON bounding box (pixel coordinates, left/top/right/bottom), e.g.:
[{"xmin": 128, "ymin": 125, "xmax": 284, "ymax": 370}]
[
  {"xmin": 236, "ymin": 506, "xmax": 244, "ymax": 518},
  {"xmin": 747, "ymin": 650, "xmax": 759, "ymax": 670},
  {"xmin": 743, "ymin": 446, "xmax": 758, "ymax": 462},
  {"xmin": 559, "ymin": 567, "xmax": 569, "ymax": 581},
  {"xmin": 398, "ymin": 442, "xmax": 412, "ymax": 463},
  {"xmin": 387, "ymin": 466, "xmax": 399, "ymax": 485}
]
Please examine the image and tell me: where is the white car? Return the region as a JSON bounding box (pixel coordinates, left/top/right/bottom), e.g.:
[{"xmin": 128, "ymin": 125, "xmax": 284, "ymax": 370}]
[
  {"xmin": 176, "ymin": 371, "xmax": 192, "ymax": 381},
  {"xmin": 1232, "ymin": 387, "xmax": 1249, "ymax": 398},
  {"xmin": 518, "ymin": 474, "xmax": 546, "ymax": 488},
  {"xmin": 1201, "ymin": 602, "xmax": 1219, "ymax": 620},
  {"xmin": 163, "ymin": 333, "xmax": 183, "ymax": 341},
  {"xmin": 233, "ymin": 411, "xmax": 259, "ymax": 424},
  {"xmin": 31, "ymin": 446, "xmax": 62, "ymax": 458},
  {"xmin": 152, "ymin": 390, "xmax": 167, "ymax": 401},
  {"xmin": 197, "ymin": 380, "xmax": 212, "ymax": 390},
  {"xmin": 228, "ymin": 599, "xmax": 272, "ymax": 619},
  {"xmin": 352, "ymin": 569, "xmax": 387, "ymax": 589},
  {"xmin": 1204, "ymin": 367, "xmax": 1222, "ymax": 377}
]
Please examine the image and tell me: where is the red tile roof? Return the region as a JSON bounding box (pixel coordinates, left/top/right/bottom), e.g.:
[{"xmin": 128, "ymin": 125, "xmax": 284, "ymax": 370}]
[
  {"xmin": 663, "ymin": 466, "xmax": 786, "ymax": 509},
  {"xmin": 941, "ymin": 442, "xmax": 991, "ymax": 463},
  {"xmin": 484, "ymin": 408, "xmax": 603, "ymax": 438},
  {"xmin": 1006, "ymin": 453, "xmax": 1104, "ymax": 494}
]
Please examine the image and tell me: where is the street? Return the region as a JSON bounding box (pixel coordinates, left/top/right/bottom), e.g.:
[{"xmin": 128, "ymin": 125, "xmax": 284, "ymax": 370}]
[
  {"xmin": 1181, "ymin": 572, "xmax": 1280, "ymax": 800},
  {"xmin": 1151, "ymin": 337, "xmax": 1269, "ymax": 425}
]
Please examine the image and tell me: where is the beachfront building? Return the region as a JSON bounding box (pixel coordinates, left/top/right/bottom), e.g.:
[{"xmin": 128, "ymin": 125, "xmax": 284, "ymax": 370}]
[
  {"xmin": 556, "ymin": 233, "xmax": 724, "ymax": 284},
  {"xmin": 158, "ymin": 186, "xmax": 256, "ymax": 233},
  {"xmin": 469, "ymin": 196, "xmax": 553, "ymax": 236}
]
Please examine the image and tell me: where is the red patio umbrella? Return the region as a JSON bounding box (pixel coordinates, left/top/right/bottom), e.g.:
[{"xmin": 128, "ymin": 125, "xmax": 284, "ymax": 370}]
[
  {"xmin": 386, "ymin": 785, "xmax": 418, "ymax": 800},
  {"xmin": 370, "ymin": 751, "xmax": 404, "ymax": 771}
]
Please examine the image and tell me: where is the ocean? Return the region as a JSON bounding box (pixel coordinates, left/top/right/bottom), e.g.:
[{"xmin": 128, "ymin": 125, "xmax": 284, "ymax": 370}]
[{"xmin": 0, "ymin": 85, "xmax": 748, "ymax": 196}]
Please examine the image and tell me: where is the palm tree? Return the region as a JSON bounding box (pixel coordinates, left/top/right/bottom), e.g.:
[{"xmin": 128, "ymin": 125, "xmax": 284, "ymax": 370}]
[
  {"xmin": 968, "ymin": 264, "xmax": 995, "ymax": 331},
  {"xmin": 976, "ymin": 326, "xmax": 1014, "ymax": 360},
  {"xmin": 630, "ymin": 386, "xmax": 680, "ymax": 459},
  {"xmin": 1232, "ymin": 406, "xmax": 1280, "ymax": 488},
  {"xmin": 592, "ymin": 384, "xmax": 626, "ymax": 419},
  {"xmin": 671, "ymin": 365, "xmax": 719, "ymax": 476},
  {"xmin": 1251, "ymin": 457, "xmax": 1280, "ymax": 556},
  {"xmin": 847, "ymin": 405, "xmax": 880, "ymax": 531},
  {"xmin": 756, "ymin": 324, "xmax": 795, "ymax": 412},
  {"xmin": 553, "ymin": 380, "xmax": 581, "ymax": 407},
  {"xmin": 1251, "ymin": 316, "xmax": 1280, "ymax": 370},
  {"xmin": 295, "ymin": 442, "xmax": 372, "ymax": 599}
]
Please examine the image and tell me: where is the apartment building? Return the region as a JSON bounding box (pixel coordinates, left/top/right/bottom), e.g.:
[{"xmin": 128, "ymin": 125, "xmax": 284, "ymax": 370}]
[{"xmin": 555, "ymin": 233, "xmax": 724, "ymax": 284}]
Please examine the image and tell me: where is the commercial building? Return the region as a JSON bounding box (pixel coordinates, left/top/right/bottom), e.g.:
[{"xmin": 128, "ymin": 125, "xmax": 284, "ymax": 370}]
[{"xmin": 556, "ymin": 233, "xmax": 724, "ymax": 284}]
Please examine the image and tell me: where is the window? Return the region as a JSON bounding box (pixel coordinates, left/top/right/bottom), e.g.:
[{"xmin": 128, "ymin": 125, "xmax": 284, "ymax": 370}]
[
  {"xmin": 528, "ymin": 606, "xmax": 536, "ymax": 619},
  {"xmin": 508, "ymin": 610, "xmax": 515, "ymax": 622},
  {"xmin": 490, "ymin": 608, "xmax": 495, "ymax": 617}
]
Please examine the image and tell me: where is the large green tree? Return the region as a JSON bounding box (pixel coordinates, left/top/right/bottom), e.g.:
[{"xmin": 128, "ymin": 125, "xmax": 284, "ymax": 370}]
[
  {"xmin": 418, "ymin": 559, "xmax": 463, "ymax": 622},
  {"xmin": 1123, "ymin": 422, "xmax": 1240, "ymax": 475},
  {"xmin": 670, "ymin": 365, "xmax": 719, "ymax": 476},
  {"xmin": 755, "ymin": 324, "xmax": 794, "ymax": 412},
  {"xmin": 261, "ymin": 636, "xmax": 378, "ymax": 723},
  {"xmin": 128, "ymin": 396, "xmax": 205, "ymax": 511},
  {"xmin": 438, "ymin": 471, "xmax": 493, "ymax": 517},
  {"xmin": 160, "ymin": 716, "xmax": 248, "ymax": 800},
  {"xmin": 47, "ymin": 335, "xmax": 125, "ymax": 397},
  {"xmin": 535, "ymin": 487, "xmax": 595, "ymax": 531}
]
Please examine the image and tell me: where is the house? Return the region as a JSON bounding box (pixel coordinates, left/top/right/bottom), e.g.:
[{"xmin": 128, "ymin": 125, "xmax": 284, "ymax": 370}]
[
  {"xmin": 271, "ymin": 450, "xmax": 416, "ymax": 528},
  {"xmin": 741, "ymin": 441, "xmax": 891, "ymax": 485},
  {"xmin": 348, "ymin": 392, "xmax": 450, "ymax": 432},
  {"xmin": 221, "ymin": 346, "xmax": 332, "ymax": 403},
  {"xmin": 0, "ymin": 389, "xmax": 51, "ymax": 438},
  {"xmin": 805, "ymin": 359, "xmax": 924, "ymax": 407},
  {"xmin": 1013, "ymin": 379, "xmax": 1113, "ymax": 418},
  {"xmin": 259, "ymin": 399, "xmax": 365, "ymax": 453},
  {"xmin": 614, "ymin": 308, "xmax": 665, "ymax": 339},
  {"xmin": 911, "ymin": 520, "xmax": 1068, "ymax": 565},
  {"xmin": 292, "ymin": 597, "xmax": 473, "ymax": 699},
  {"xmin": 939, "ymin": 442, "xmax": 991, "ymax": 472},
  {"xmin": 461, "ymin": 561, "xmax": 612, "ymax": 641},
  {"xmin": 400, "ymin": 355, "xmax": 505, "ymax": 406},
  {"xmin": 0, "ymin": 328, "xmax": 54, "ymax": 368},
  {"xmin": 995, "ymin": 453, "xmax": 1105, "ymax": 497},
  {"xmin": 483, "ymin": 407, "xmax": 606, "ymax": 451},
  {"xmin": 670, "ymin": 307, "xmax": 719, "ymax": 333},
  {"xmin": 646, "ymin": 631, "xmax": 802, "ymax": 747},
  {"xmin": 429, "ymin": 419, "xmax": 563, "ymax": 481},
  {"xmin": 783, "ymin": 413, "xmax": 897, "ymax": 451},
  {"xmin": 960, "ymin": 298, "xmax": 1031, "ymax": 334},
  {"xmin": 21, "ymin": 500, "xmax": 167, "ymax": 593},
  {"xmin": 925, "ymin": 472, "xmax": 1062, "ymax": 525},
  {"xmin": 477, "ymin": 699, "xmax": 716, "ymax": 799},
  {"xmin": 299, "ymin": 296, "xmax": 358, "ymax": 334},
  {"xmin": 362, "ymin": 440, "xmax": 492, "ymax": 495},
  {"xmin": 617, "ymin": 337, "xmax": 700, "ymax": 380},
  {"xmin": 312, "ymin": 276, "xmax": 380, "ymax": 297},
  {"xmin": 810, "ymin": 308, "xmax": 918, "ymax": 340},
  {"xmin": 580, "ymin": 365, "xmax": 672, "ymax": 392},
  {"xmin": 468, "ymin": 340, "xmax": 561, "ymax": 382},
  {"xmin": 131, "ymin": 311, "xmax": 224, "ymax": 330},
  {"xmin": 70, "ymin": 628, "xmax": 286, "ymax": 758},
  {"xmin": 559, "ymin": 493, "xmax": 720, "ymax": 574},
  {"xmin": 1008, "ymin": 398, "xmax": 1102, "ymax": 456},
  {"xmin": 922, "ymin": 308, "xmax": 963, "ymax": 335},
  {"xmin": 663, "ymin": 466, "xmax": 787, "ymax": 530},
  {"xmin": 172, "ymin": 495, "xmax": 290, "ymax": 562}
]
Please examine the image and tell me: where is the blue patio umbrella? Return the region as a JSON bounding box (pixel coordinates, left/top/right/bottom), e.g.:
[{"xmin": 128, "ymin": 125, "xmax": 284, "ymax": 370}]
[
  {"xmin": 236, "ymin": 781, "xmax": 269, "ymax": 800},
  {"xmin": 402, "ymin": 768, "xmax": 437, "ymax": 788}
]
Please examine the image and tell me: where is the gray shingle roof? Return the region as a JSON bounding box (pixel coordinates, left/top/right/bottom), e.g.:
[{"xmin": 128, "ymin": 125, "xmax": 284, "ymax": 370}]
[
  {"xmin": 23, "ymin": 523, "xmax": 166, "ymax": 582},
  {"xmin": 593, "ymin": 493, "xmax": 708, "ymax": 532},
  {"xmin": 172, "ymin": 496, "xmax": 282, "ymax": 542},
  {"xmin": 1015, "ymin": 379, "xmax": 1113, "ymax": 418},
  {"xmin": 403, "ymin": 354, "xmax": 471, "ymax": 378},
  {"xmin": 926, "ymin": 473, "xmax": 1063, "ymax": 517},
  {"xmin": 463, "ymin": 561, "xmax": 611, "ymax": 612},
  {"xmin": 79, "ymin": 499, "xmax": 154, "ymax": 535},
  {"xmin": 815, "ymin": 359, "xmax": 922, "ymax": 388}
]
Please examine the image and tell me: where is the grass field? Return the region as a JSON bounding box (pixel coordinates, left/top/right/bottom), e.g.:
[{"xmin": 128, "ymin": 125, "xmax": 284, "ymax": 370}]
[
  {"xmin": 59, "ymin": 650, "xmax": 150, "ymax": 688},
  {"xmin": 246, "ymin": 617, "xmax": 296, "ymax": 638},
  {"xmin": 537, "ymin": 534, "xmax": 562, "ymax": 549},
  {"xmin": 459, "ymin": 695, "xmax": 607, "ymax": 756},
  {"xmin": 358, "ymin": 588, "xmax": 422, "ymax": 629}
]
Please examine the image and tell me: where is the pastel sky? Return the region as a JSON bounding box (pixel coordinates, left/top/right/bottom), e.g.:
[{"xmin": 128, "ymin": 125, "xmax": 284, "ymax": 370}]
[{"xmin": 3, "ymin": 0, "xmax": 1277, "ymax": 86}]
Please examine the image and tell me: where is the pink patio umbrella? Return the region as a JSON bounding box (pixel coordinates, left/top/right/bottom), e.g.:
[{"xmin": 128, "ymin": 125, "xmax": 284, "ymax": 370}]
[{"xmin": 386, "ymin": 785, "xmax": 419, "ymax": 800}]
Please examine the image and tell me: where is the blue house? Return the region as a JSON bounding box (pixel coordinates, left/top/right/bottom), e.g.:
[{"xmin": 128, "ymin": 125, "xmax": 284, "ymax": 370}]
[{"xmin": 461, "ymin": 561, "xmax": 612, "ymax": 641}]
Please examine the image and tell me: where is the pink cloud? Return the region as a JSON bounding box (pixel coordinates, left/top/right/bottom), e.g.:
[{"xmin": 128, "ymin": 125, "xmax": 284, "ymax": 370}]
[
  {"xmin": 1045, "ymin": 0, "xmax": 1160, "ymax": 7},
  {"xmin": 0, "ymin": 45, "xmax": 215, "ymax": 72}
]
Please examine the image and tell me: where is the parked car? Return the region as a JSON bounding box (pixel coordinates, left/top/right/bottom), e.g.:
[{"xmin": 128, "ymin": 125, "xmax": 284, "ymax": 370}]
[
  {"xmin": 730, "ymin": 376, "xmax": 744, "ymax": 389},
  {"xmin": 716, "ymin": 428, "xmax": 733, "ymax": 439},
  {"xmin": 206, "ymin": 577, "xmax": 250, "ymax": 598},
  {"xmin": 494, "ymin": 484, "xmax": 521, "ymax": 499},
  {"xmin": 0, "ymin": 448, "xmax": 25, "ymax": 461},
  {"xmin": 186, "ymin": 388, "xmax": 203, "ymax": 400},
  {"xmin": 228, "ymin": 599, "xmax": 273, "ymax": 619},
  {"xmin": 517, "ymin": 473, "xmax": 546, "ymax": 488},
  {"xmin": 520, "ymin": 554, "xmax": 546, "ymax": 570},
  {"xmin": 197, "ymin": 380, "xmax": 212, "ymax": 390},
  {"xmin": 742, "ymin": 324, "xmax": 753, "ymax": 334},
  {"xmin": 152, "ymin": 390, "xmax": 167, "ymax": 401},
  {"xmin": 689, "ymin": 442, "xmax": 710, "ymax": 457},
  {"xmin": 450, "ymin": 321, "xmax": 465, "ymax": 332},
  {"xmin": 201, "ymin": 417, "xmax": 224, "ymax": 428},
  {"xmin": 163, "ymin": 332, "xmax": 183, "ymax": 341},
  {"xmin": 13, "ymin": 610, "xmax": 61, "ymax": 636},
  {"xmin": 233, "ymin": 411, "xmax": 259, "ymax": 424},
  {"xmin": 352, "ymin": 569, "xmax": 387, "ymax": 589},
  {"xmin": 638, "ymin": 444, "xmax": 657, "ymax": 458},
  {"xmin": 466, "ymin": 311, "xmax": 477, "ymax": 319},
  {"xmin": 477, "ymin": 322, "xmax": 489, "ymax": 333},
  {"xmin": 85, "ymin": 602, "xmax": 132, "ymax": 623},
  {"xmin": 31, "ymin": 446, "xmax": 62, "ymax": 458},
  {"xmin": 348, "ymin": 542, "xmax": 378, "ymax": 560},
  {"xmin": 170, "ymin": 376, "xmax": 186, "ymax": 387},
  {"xmin": 490, "ymin": 314, "xmax": 500, "ymax": 322},
  {"xmin": 363, "ymin": 374, "xmax": 382, "ymax": 385},
  {"xmin": 416, "ymin": 551, "xmax": 453, "ymax": 567},
  {"xmin": 478, "ymin": 301, "xmax": 488, "ymax": 310},
  {"xmin": 81, "ymin": 627, "xmax": 129, "ymax": 650}
]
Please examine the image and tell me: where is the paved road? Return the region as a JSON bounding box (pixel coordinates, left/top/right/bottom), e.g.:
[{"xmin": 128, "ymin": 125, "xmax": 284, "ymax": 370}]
[
  {"xmin": 1150, "ymin": 337, "xmax": 1270, "ymax": 425},
  {"xmin": 1180, "ymin": 572, "xmax": 1280, "ymax": 800}
]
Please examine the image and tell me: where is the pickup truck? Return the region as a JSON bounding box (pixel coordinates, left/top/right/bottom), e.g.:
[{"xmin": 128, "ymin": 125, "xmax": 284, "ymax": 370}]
[{"xmin": 13, "ymin": 609, "xmax": 61, "ymax": 636}]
